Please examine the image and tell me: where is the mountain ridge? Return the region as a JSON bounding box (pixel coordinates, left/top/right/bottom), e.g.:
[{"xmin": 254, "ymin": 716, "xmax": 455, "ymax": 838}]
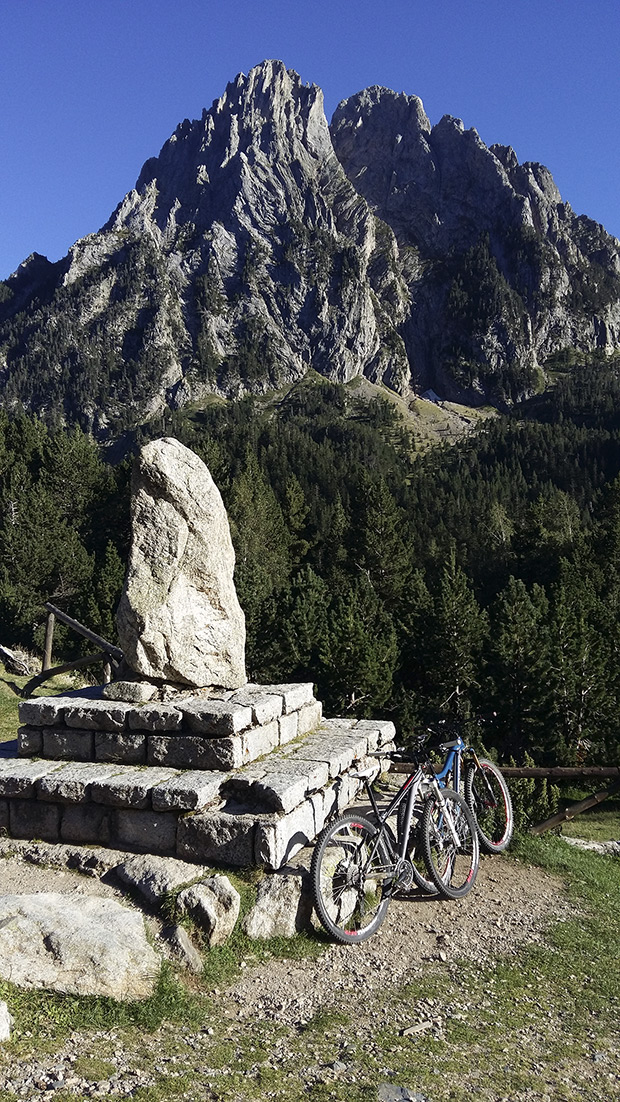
[{"xmin": 1, "ymin": 59, "xmax": 619, "ymax": 438}]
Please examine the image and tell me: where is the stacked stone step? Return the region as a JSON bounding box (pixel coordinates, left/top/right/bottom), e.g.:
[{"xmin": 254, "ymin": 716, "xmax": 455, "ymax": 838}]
[
  {"xmin": 17, "ymin": 682, "xmax": 322, "ymax": 771},
  {"xmin": 1, "ymin": 684, "xmax": 395, "ymax": 869}
]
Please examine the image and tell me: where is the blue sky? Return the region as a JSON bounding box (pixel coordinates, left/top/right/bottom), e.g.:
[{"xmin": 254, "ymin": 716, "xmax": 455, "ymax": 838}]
[{"xmin": 2, "ymin": 0, "xmax": 619, "ymax": 279}]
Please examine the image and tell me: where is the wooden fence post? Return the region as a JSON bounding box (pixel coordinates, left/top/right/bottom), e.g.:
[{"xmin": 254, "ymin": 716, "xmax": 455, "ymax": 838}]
[{"xmin": 42, "ymin": 612, "xmax": 55, "ymax": 671}]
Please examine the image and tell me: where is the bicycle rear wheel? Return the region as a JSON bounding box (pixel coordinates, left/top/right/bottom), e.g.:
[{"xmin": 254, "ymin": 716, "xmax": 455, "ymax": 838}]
[
  {"xmin": 421, "ymin": 788, "xmax": 479, "ymax": 900},
  {"xmin": 311, "ymin": 812, "xmax": 392, "ymax": 943},
  {"xmin": 465, "ymin": 759, "xmax": 514, "ymax": 854}
]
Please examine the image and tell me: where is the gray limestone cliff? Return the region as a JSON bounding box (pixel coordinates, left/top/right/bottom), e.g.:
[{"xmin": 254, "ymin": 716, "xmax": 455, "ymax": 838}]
[
  {"xmin": 331, "ymin": 86, "xmax": 620, "ymax": 403},
  {"xmin": 0, "ymin": 61, "xmax": 619, "ymax": 432}
]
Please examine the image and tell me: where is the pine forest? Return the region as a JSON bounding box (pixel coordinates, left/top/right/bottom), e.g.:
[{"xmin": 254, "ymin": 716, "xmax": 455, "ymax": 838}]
[{"xmin": 2, "ymin": 353, "xmax": 620, "ymax": 770}]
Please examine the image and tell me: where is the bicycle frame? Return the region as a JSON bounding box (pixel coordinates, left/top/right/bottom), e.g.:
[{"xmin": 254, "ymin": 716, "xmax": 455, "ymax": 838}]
[
  {"xmin": 432, "ymin": 734, "xmax": 483, "ymax": 793},
  {"xmin": 354, "ymin": 759, "xmax": 461, "ymax": 866}
]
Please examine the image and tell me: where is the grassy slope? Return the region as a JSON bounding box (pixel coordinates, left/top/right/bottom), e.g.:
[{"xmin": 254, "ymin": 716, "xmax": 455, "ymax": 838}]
[{"xmin": 0, "ymin": 669, "xmax": 84, "ymax": 744}]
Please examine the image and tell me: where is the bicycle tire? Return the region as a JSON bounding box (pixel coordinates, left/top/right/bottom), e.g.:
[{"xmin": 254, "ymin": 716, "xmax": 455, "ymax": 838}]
[
  {"xmin": 396, "ymin": 800, "xmax": 439, "ymax": 896},
  {"xmin": 311, "ymin": 812, "xmax": 392, "ymax": 943},
  {"xmin": 421, "ymin": 787, "xmax": 479, "ymax": 900},
  {"xmin": 465, "ymin": 758, "xmax": 514, "ymax": 854}
]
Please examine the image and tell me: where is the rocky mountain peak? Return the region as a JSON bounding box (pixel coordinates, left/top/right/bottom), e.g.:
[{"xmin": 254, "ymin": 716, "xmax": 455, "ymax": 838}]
[
  {"xmin": 127, "ymin": 60, "xmax": 333, "ymax": 241},
  {"xmin": 0, "ymin": 61, "xmax": 619, "ymax": 435}
]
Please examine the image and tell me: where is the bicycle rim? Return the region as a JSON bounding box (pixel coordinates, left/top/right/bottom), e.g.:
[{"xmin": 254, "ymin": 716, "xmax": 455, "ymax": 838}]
[{"xmin": 311, "ymin": 813, "xmax": 392, "ymax": 943}]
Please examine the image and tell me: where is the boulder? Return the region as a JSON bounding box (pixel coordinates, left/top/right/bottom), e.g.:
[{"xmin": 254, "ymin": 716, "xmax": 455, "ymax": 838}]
[
  {"xmin": 177, "ymin": 874, "xmax": 240, "ymax": 946},
  {"xmin": 115, "ymin": 853, "xmax": 210, "ymax": 906},
  {"xmin": 244, "ymin": 872, "xmax": 313, "ymax": 939},
  {"xmin": 0, "ymin": 893, "xmax": 159, "ymax": 1000},
  {"xmin": 116, "ymin": 439, "xmax": 246, "ymax": 689},
  {"xmin": 161, "ymin": 924, "xmax": 204, "ymax": 974}
]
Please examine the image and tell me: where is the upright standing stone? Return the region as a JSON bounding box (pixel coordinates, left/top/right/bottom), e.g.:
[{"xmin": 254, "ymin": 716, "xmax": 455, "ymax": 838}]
[{"xmin": 116, "ymin": 438, "xmax": 246, "ymax": 689}]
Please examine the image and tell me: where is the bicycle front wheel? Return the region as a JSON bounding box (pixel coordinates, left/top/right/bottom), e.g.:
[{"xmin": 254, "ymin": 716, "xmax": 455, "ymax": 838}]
[
  {"xmin": 396, "ymin": 800, "xmax": 439, "ymax": 896},
  {"xmin": 311, "ymin": 812, "xmax": 392, "ymax": 943},
  {"xmin": 421, "ymin": 788, "xmax": 479, "ymax": 900},
  {"xmin": 465, "ymin": 759, "xmax": 514, "ymax": 854}
]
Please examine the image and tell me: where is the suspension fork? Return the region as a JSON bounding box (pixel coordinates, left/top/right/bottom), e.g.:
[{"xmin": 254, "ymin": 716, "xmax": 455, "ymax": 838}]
[
  {"xmin": 429, "ymin": 778, "xmax": 462, "ymax": 847},
  {"xmin": 466, "ymin": 749, "xmax": 499, "ymax": 806},
  {"xmin": 397, "ymin": 778, "xmax": 418, "ymax": 862}
]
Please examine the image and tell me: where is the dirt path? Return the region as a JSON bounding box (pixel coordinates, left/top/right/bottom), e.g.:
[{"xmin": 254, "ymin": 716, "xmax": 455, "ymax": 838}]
[
  {"xmin": 223, "ymin": 852, "xmax": 573, "ymax": 1026},
  {"xmin": 0, "ymin": 838, "xmax": 573, "ymax": 1027}
]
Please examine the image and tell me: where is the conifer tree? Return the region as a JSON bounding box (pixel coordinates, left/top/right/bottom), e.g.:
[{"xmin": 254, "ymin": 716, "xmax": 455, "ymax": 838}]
[
  {"xmin": 486, "ymin": 576, "xmax": 552, "ymax": 760},
  {"xmin": 546, "ymin": 560, "xmax": 609, "ymax": 763},
  {"xmin": 319, "ymin": 576, "xmax": 398, "ymax": 716},
  {"xmin": 426, "ymin": 548, "xmax": 488, "ymax": 718},
  {"xmin": 353, "ymin": 473, "xmax": 411, "ymax": 608}
]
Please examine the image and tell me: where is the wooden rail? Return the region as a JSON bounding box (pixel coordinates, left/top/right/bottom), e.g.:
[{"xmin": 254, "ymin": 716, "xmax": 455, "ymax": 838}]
[
  {"xmin": 20, "ymin": 602, "xmax": 123, "ymax": 697},
  {"xmin": 388, "ymin": 758, "xmax": 620, "ymax": 836},
  {"xmin": 530, "ymin": 781, "xmax": 620, "ymax": 835},
  {"xmin": 501, "ymin": 766, "xmax": 620, "ymax": 779}
]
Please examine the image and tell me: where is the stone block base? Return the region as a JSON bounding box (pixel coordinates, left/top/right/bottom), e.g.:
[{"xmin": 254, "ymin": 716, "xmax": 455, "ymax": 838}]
[{"xmin": 2, "ymin": 685, "xmax": 396, "ymax": 868}]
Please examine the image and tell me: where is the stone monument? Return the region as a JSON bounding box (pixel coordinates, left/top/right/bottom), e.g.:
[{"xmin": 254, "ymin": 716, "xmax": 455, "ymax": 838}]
[
  {"xmin": 8, "ymin": 436, "xmax": 396, "ymax": 873},
  {"xmin": 115, "ymin": 438, "xmax": 246, "ymax": 693}
]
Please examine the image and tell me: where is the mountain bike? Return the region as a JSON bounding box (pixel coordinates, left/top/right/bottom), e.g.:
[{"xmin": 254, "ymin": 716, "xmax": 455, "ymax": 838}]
[
  {"xmin": 419, "ymin": 720, "xmax": 514, "ymax": 854},
  {"xmin": 310, "ymin": 738, "xmax": 479, "ymax": 944}
]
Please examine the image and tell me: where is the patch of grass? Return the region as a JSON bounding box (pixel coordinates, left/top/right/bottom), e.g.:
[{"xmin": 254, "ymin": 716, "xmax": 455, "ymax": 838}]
[
  {"xmin": 72, "ymin": 1055, "xmax": 117, "ymax": 1080},
  {"xmin": 1, "ymin": 963, "xmax": 210, "ymax": 1054},
  {"xmin": 302, "ymin": 1007, "xmax": 351, "ymax": 1034},
  {"xmin": 559, "ymin": 797, "xmax": 620, "ymax": 842}
]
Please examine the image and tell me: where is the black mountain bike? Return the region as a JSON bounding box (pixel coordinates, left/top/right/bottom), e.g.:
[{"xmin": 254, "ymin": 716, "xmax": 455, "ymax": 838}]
[{"xmin": 311, "ymin": 738, "xmax": 479, "ymax": 944}]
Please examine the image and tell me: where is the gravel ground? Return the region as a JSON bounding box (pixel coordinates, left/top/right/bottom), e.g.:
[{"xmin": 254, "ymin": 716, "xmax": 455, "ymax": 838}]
[
  {"xmin": 224, "ymin": 853, "xmax": 573, "ymax": 1026},
  {"xmin": 0, "ymin": 837, "xmax": 589, "ymax": 1100}
]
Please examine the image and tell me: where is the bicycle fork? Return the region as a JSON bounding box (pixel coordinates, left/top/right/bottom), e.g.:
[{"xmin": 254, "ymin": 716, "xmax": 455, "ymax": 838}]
[{"xmin": 429, "ymin": 780, "xmax": 462, "ymax": 848}]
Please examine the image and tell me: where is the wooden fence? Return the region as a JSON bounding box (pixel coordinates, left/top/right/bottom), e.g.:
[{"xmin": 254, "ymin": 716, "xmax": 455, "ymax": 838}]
[
  {"xmin": 21, "ymin": 602, "xmax": 123, "ymax": 697},
  {"xmin": 391, "ymin": 760, "xmax": 620, "ymax": 836}
]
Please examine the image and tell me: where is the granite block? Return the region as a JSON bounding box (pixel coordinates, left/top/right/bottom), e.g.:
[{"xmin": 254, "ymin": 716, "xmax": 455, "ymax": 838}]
[
  {"xmin": 42, "ymin": 728, "xmax": 95, "ymax": 762},
  {"xmin": 89, "ymin": 766, "xmax": 178, "ymax": 808},
  {"xmin": 268, "ymin": 683, "xmax": 315, "ymax": 714},
  {"xmin": 127, "ymin": 704, "xmax": 183, "ymax": 732},
  {"xmin": 0, "ymin": 759, "xmax": 62, "ymax": 798},
  {"xmin": 60, "ymin": 803, "xmax": 112, "ymax": 845},
  {"xmin": 241, "ymin": 721, "xmax": 279, "ymax": 764},
  {"xmin": 95, "ymin": 730, "xmax": 147, "ymax": 764},
  {"xmin": 255, "ymin": 799, "xmax": 316, "ymax": 869},
  {"xmin": 296, "ymin": 700, "xmax": 322, "ymax": 736},
  {"xmin": 229, "ymin": 688, "xmax": 283, "ymax": 726},
  {"xmin": 17, "ymin": 725, "xmax": 42, "ymax": 756},
  {"xmin": 177, "ymin": 808, "xmax": 258, "ymax": 866},
  {"xmin": 63, "ymin": 699, "xmax": 133, "ymax": 731},
  {"xmin": 9, "ymin": 798, "xmax": 61, "ymax": 842},
  {"xmin": 249, "ymin": 771, "xmax": 309, "ymax": 814},
  {"xmin": 115, "ymin": 809, "xmax": 177, "ymax": 855},
  {"xmin": 17, "ymin": 696, "xmax": 68, "ymax": 728},
  {"xmin": 37, "ymin": 762, "xmax": 121, "ymax": 804},
  {"xmin": 277, "ymin": 713, "xmax": 298, "ymax": 745},
  {"xmin": 180, "ymin": 699, "xmax": 253, "ymax": 736},
  {"xmin": 151, "ymin": 771, "xmax": 225, "ymax": 811}
]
